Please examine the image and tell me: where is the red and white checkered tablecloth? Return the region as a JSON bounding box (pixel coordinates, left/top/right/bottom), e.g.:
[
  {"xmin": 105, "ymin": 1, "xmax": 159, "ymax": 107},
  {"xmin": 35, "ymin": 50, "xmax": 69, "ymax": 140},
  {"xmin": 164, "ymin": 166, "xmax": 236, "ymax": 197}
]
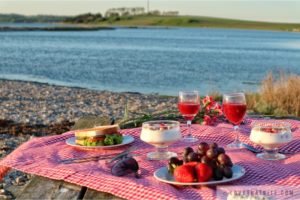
[{"xmin": 1, "ymin": 118, "xmax": 300, "ymax": 200}]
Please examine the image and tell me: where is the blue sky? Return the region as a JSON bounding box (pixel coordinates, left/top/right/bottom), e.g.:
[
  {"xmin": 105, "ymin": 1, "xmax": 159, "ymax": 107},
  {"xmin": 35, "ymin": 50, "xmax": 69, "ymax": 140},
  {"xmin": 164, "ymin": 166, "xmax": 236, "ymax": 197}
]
[{"xmin": 0, "ymin": 0, "xmax": 299, "ymax": 23}]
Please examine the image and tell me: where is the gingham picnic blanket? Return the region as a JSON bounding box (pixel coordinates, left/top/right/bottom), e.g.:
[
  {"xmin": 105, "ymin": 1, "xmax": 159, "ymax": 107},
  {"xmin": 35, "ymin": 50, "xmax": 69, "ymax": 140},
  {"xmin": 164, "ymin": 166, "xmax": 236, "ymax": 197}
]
[{"xmin": 1, "ymin": 119, "xmax": 300, "ymax": 200}]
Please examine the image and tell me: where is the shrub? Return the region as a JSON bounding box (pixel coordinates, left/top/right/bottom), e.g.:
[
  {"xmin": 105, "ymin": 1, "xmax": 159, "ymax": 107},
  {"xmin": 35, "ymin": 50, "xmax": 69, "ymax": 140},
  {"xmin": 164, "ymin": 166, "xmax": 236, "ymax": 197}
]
[{"xmin": 251, "ymin": 72, "xmax": 300, "ymax": 117}]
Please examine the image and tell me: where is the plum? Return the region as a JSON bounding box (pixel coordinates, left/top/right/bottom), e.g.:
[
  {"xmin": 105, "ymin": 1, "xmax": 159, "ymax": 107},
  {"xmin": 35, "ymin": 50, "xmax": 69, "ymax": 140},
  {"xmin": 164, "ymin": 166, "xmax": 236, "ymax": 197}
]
[{"xmin": 111, "ymin": 157, "xmax": 139, "ymax": 177}]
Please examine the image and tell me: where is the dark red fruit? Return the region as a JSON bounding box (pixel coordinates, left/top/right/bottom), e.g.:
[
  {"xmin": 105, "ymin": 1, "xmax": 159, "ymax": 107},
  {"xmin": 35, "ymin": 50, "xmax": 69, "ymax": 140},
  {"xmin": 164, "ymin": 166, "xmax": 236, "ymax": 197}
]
[
  {"xmin": 197, "ymin": 153, "xmax": 203, "ymax": 161},
  {"xmin": 185, "ymin": 161, "xmax": 198, "ymax": 167},
  {"xmin": 178, "ymin": 160, "xmax": 184, "ymax": 166},
  {"xmin": 223, "ymin": 166, "xmax": 233, "ymax": 178},
  {"xmin": 227, "ymin": 159, "xmax": 233, "ymax": 167},
  {"xmin": 197, "ymin": 149, "xmax": 206, "ymax": 156},
  {"xmin": 209, "ymin": 159, "xmax": 218, "ymax": 169},
  {"xmin": 217, "ymin": 153, "xmax": 231, "ymax": 166},
  {"xmin": 217, "ymin": 147, "xmax": 225, "ymax": 154},
  {"xmin": 195, "ymin": 163, "xmax": 213, "ymax": 182},
  {"xmin": 187, "ymin": 152, "xmax": 200, "ymax": 162},
  {"xmin": 183, "ymin": 147, "xmax": 194, "ymax": 156},
  {"xmin": 209, "ymin": 142, "xmax": 218, "ymax": 149},
  {"xmin": 201, "ymin": 156, "xmax": 211, "ymax": 165},
  {"xmin": 213, "ymin": 167, "xmax": 223, "ymax": 180},
  {"xmin": 168, "ymin": 157, "xmax": 183, "ymax": 173},
  {"xmin": 169, "ymin": 157, "xmax": 181, "ymax": 165},
  {"xmin": 206, "ymin": 148, "xmax": 218, "ymax": 159},
  {"xmin": 174, "ymin": 164, "xmax": 196, "ymax": 183},
  {"xmin": 198, "ymin": 142, "xmax": 209, "ymax": 153}
]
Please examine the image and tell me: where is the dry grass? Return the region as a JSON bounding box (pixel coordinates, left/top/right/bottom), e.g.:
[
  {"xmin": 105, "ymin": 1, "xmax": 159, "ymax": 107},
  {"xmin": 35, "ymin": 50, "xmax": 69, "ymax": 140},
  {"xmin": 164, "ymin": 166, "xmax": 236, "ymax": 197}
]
[
  {"xmin": 248, "ymin": 72, "xmax": 300, "ymax": 117},
  {"xmin": 191, "ymin": 72, "xmax": 300, "ymax": 118},
  {"xmin": 208, "ymin": 91, "xmax": 222, "ymax": 102}
]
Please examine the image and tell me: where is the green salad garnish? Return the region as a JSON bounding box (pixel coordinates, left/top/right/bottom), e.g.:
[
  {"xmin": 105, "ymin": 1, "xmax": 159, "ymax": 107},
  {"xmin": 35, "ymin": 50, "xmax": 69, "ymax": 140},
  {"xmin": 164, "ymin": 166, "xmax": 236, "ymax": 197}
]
[
  {"xmin": 104, "ymin": 134, "xmax": 123, "ymax": 146},
  {"xmin": 84, "ymin": 140, "xmax": 104, "ymax": 146}
]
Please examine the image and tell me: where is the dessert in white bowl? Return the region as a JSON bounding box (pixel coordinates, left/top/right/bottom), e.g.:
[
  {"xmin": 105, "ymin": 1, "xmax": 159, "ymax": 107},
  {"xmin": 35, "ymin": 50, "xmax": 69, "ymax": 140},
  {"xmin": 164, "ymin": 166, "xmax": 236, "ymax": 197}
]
[
  {"xmin": 141, "ymin": 120, "xmax": 181, "ymax": 160},
  {"xmin": 141, "ymin": 122, "xmax": 181, "ymax": 147},
  {"xmin": 250, "ymin": 122, "xmax": 292, "ymax": 160}
]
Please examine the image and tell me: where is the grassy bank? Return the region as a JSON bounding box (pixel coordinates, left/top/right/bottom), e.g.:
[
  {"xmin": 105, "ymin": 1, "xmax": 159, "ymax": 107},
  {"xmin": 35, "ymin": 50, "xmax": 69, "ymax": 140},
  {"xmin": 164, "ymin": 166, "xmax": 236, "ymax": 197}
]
[
  {"xmin": 0, "ymin": 26, "xmax": 114, "ymax": 31},
  {"xmin": 245, "ymin": 73, "xmax": 300, "ymax": 118},
  {"xmin": 0, "ymin": 14, "xmax": 67, "ymax": 23},
  {"xmin": 1, "ymin": 13, "xmax": 300, "ymax": 32},
  {"xmin": 208, "ymin": 72, "xmax": 300, "ymax": 119},
  {"xmin": 65, "ymin": 14, "xmax": 300, "ymax": 32}
]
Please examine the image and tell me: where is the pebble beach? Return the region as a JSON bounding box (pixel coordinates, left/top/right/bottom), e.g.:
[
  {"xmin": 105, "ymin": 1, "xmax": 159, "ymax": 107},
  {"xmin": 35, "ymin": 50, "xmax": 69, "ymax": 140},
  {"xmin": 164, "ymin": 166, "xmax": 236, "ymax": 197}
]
[
  {"xmin": 0, "ymin": 79, "xmax": 177, "ymax": 198},
  {"xmin": 0, "ymin": 79, "xmax": 177, "ymax": 125}
]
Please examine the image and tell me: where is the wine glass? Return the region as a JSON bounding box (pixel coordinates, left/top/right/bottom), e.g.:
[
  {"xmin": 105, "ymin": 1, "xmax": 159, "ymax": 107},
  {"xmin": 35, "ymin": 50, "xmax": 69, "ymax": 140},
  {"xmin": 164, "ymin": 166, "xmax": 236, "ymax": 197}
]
[
  {"xmin": 223, "ymin": 92, "xmax": 247, "ymax": 149},
  {"xmin": 140, "ymin": 120, "xmax": 181, "ymax": 160},
  {"xmin": 178, "ymin": 91, "xmax": 200, "ymax": 143}
]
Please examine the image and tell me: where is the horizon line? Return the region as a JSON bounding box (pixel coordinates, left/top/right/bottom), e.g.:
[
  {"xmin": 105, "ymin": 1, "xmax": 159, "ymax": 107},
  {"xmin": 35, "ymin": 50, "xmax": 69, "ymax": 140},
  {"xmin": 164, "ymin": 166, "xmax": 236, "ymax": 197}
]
[{"xmin": 1, "ymin": 12, "xmax": 299, "ymax": 24}]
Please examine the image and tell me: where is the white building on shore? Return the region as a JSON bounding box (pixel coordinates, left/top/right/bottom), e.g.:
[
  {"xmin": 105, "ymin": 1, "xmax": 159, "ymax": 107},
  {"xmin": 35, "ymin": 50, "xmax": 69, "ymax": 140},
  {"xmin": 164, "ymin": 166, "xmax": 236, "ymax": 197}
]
[
  {"xmin": 162, "ymin": 11, "xmax": 179, "ymax": 16},
  {"xmin": 105, "ymin": 7, "xmax": 145, "ymax": 17}
]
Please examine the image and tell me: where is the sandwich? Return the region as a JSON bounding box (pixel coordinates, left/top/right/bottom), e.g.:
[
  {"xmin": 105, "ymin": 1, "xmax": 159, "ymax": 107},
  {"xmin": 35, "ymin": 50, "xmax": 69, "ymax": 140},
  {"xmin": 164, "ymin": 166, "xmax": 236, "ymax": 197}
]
[{"xmin": 74, "ymin": 124, "xmax": 123, "ymax": 146}]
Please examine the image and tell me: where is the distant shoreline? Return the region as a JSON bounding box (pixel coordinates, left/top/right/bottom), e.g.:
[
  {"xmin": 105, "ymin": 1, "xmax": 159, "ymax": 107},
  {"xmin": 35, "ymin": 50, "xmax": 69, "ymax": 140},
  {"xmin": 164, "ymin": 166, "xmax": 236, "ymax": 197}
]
[
  {"xmin": 63, "ymin": 15, "xmax": 300, "ymax": 33},
  {"xmin": 0, "ymin": 24, "xmax": 299, "ymax": 33},
  {"xmin": 0, "ymin": 78, "xmax": 146, "ymax": 96},
  {"xmin": 0, "ymin": 26, "xmax": 115, "ymax": 31},
  {"xmin": 1, "ymin": 14, "xmax": 300, "ymax": 32}
]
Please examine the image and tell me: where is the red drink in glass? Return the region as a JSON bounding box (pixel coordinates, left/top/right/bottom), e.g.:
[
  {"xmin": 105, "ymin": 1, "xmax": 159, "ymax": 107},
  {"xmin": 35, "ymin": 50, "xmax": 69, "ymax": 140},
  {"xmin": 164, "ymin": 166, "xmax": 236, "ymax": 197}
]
[
  {"xmin": 178, "ymin": 102, "xmax": 200, "ymax": 120},
  {"xmin": 178, "ymin": 91, "xmax": 200, "ymax": 143},
  {"xmin": 223, "ymin": 103, "xmax": 247, "ymax": 125},
  {"xmin": 222, "ymin": 92, "xmax": 247, "ymax": 149}
]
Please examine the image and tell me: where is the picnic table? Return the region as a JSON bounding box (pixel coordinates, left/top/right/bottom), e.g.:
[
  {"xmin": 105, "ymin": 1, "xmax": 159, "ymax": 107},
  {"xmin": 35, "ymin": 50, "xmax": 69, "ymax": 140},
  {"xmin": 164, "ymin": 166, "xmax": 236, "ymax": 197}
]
[{"xmin": 1, "ymin": 118, "xmax": 300, "ymax": 199}]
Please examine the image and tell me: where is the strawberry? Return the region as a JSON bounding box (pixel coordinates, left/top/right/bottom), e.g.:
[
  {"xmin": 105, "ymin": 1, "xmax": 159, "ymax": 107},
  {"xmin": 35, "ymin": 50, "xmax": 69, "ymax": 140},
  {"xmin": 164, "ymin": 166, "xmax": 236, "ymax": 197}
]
[
  {"xmin": 195, "ymin": 163, "xmax": 213, "ymax": 182},
  {"xmin": 173, "ymin": 163, "xmax": 196, "ymax": 183},
  {"xmin": 184, "ymin": 161, "xmax": 198, "ymax": 167}
]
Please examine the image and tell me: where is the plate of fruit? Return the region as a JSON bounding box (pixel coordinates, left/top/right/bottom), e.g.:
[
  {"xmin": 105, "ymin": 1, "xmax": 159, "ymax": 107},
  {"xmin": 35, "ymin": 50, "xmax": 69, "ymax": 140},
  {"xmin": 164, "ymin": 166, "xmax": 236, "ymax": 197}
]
[{"xmin": 154, "ymin": 142, "xmax": 245, "ymax": 185}]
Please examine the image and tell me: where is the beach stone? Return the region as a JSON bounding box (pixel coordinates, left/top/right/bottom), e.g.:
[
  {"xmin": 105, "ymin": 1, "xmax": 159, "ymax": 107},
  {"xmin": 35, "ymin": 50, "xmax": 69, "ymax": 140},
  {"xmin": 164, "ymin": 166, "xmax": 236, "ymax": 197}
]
[
  {"xmin": 15, "ymin": 177, "xmax": 27, "ymax": 186},
  {"xmin": 0, "ymin": 188, "xmax": 13, "ymax": 200},
  {"xmin": 15, "ymin": 176, "xmax": 80, "ymax": 199},
  {"xmin": 0, "ymin": 194, "xmax": 8, "ymax": 199}
]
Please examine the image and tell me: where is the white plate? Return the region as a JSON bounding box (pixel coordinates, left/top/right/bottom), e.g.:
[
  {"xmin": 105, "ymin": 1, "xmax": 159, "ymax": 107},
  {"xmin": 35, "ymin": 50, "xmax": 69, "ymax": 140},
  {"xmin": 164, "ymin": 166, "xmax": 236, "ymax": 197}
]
[
  {"xmin": 154, "ymin": 164, "xmax": 245, "ymax": 186},
  {"xmin": 66, "ymin": 135, "xmax": 135, "ymax": 149}
]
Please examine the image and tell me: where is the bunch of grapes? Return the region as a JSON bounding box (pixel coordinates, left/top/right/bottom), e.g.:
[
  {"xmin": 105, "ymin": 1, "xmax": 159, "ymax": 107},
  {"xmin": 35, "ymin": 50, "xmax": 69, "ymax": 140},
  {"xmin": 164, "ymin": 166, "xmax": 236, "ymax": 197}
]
[{"xmin": 168, "ymin": 142, "xmax": 234, "ymax": 180}]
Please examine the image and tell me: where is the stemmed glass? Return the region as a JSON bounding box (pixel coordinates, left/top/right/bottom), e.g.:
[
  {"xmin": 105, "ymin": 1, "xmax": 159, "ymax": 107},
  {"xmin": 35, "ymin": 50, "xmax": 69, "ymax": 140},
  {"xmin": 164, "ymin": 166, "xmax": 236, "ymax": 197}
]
[
  {"xmin": 140, "ymin": 120, "xmax": 181, "ymax": 160},
  {"xmin": 178, "ymin": 91, "xmax": 200, "ymax": 143},
  {"xmin": 250, "ymin": 122, "xmax": 292, "ymax": 160},
  {"xmin": 223, "ymin": 92, "xmax": 247, "ymax": 149}
]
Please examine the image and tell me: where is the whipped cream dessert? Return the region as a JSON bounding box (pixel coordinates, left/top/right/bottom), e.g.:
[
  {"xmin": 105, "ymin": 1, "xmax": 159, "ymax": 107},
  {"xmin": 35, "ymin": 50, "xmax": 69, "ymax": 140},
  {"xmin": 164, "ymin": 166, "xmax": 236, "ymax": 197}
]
[
  {"xmin": 250, "ymin": 124, "xmax": 292, "ymax": 149},
  {"xmin": 140, "ymin": 121, "xmax": 181, "ymax": 147}
]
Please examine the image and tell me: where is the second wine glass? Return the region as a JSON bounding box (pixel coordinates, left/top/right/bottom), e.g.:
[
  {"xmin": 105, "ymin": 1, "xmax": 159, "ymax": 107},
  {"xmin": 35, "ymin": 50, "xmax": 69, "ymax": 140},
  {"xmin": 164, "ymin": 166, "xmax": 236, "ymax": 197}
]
[
  {"xmin": 223, "ymin": 92, "xmax": 247, "ymax": 149},
  {"xmin": 178, "ymin": 91, "xmax": 200, "ymax": 143}
]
